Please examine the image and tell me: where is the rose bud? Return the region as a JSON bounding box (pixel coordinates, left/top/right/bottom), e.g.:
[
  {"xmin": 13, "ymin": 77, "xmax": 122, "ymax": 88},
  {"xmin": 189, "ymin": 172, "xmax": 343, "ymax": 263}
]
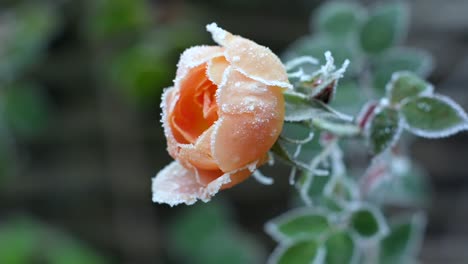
[{"xmin": 152, "ymin": 23, "xmax": 291, "ymax": 206}]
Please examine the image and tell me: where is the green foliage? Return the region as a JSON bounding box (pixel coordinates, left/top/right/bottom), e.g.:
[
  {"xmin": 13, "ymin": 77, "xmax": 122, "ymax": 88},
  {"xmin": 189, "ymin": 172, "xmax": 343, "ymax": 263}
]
[
  {"xmin": 270, "ymin": 239, "xmax": 323, "ymax": 264},
  {"xmin": 3, "ymin": 83, "xmax": 49, "ymax": 138},
  {"xmin": 169, "ymin": 202, "xmax": 263, "ymax": 264},
  {"xmin": 387, "ymin": 71, "xmax": 433, "ymax": 104},
  {"xmin": 373, "ymin": 49, "xmax": 433, "ymax": 93},
  {"xmin": 265, "ymin": 209, "xmax": 329, "ymax": 242},
  {"xmin": 0, "ymin": 3, "xmax": 59, "ymax": 82},
  {"xmin": 379, "ymin": 214, "xmax": 426, "ymax": 264},
  {"xmin": 86, "ymin": 0, "xmax": 151, "ymax": 40},
  {"xmin": 359, "ymin": 2, "xmax": 408, "ymax": 54},
  {"xmin": 324, "ymin": 231, "xmax": 355, "ymax": 264},
  {"xmin": 330, "ymin": 81, "xmax": 366, "ymax": 115},
  {"xmin": 350, "ymin": 206, "xmax": 387, "ymax": 238},
  {"xmin": 368, "ymin": 107, "xmax": 401, "ymax": 154},
  {"xmin": 109, "ymin": 38, "xmax": 171, "ymax": 104},
  {"xmin": 0, "ymin": 217, "xmax": 107, "ymax": 264},
  {"xmin": 314, "ymin": 1, "xmax": 365, "ymax": 38},
  {"xmin": 401, "ymin": 95, "xmax": 468, "ymax": 138}
]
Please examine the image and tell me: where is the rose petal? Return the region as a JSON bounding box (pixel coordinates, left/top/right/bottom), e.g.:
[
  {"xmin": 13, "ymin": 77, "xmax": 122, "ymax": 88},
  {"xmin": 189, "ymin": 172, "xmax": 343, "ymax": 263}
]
[
  {"xmin": 212, "ymin": 70, "xmax": 284, "ymax": 172},
  {"xmin": 175, "ymin": 45, "xmax": 225, "ymax": 89},
  {"xmin": 224, "ymin": 37, "xmax": 292, "ymax": 89},
  {"xmin": 178, "ymin": 127, "xmax": 219, "ymax": 171},
  {"xmin": 161, "ymin": 87, "xmax": 180, "ymax": 158},
  {"xmin": 207, "ymin": 56, "xmax": 230, "ymax": 86},
  {"xmin": 152, "ymin": 161, "xmax": 231, "ymax": 206},
  {"xmin": 206, "ymin": 23, "xmax": 291, "ymax": 89}
]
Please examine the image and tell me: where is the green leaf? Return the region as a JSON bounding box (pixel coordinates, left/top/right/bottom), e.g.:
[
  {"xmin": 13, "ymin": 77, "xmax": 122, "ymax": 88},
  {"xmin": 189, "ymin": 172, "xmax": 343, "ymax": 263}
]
[
  {"xmin": 350, "ymin": 205, "xmax": 388, "ymax": 239},
  {"xmin": 324, "ymin": 231, "xmax": 355, "ymax": 264},
  {"xmin": 401, "ymin": 95, "xmax": 468, "ymax": 138},
  {"xmin": 3, "ymin": 84, "xmax": 49, "ymax": 138},
  {"xmin": 379, "ymin": 214, "xmax": 426, "ymax": 264},
  {"xmin": 359, "ymin": 3, "xmax": 409, "ymax": 54},
  {"xmin": 386, "ymin": 71, "xmax": 433, "ymax": 104},
  {"xmin": 314, "ymin": 1, "xmax": 365, "ymax": 38},
  {"xmin": 265, "ymin": 209, "xmax": 330, "ymax": 242},
  {"xmin": 170, "ymin": 202, "xmax": 262, "ymax": 264},
  {"xmin": 269, "ymin": 240, "xmax": 324, "ymax": 264},
  {"xmin": 330, "ymin": 80, "xmax": 367, "ymax": 116},
  {"xmin": 373, "ymin": 48, "xmax": 433, "ymax": 93},
  {"xmin": 368, "ymin": 107, "xmax": 402, "ymax": 154}
]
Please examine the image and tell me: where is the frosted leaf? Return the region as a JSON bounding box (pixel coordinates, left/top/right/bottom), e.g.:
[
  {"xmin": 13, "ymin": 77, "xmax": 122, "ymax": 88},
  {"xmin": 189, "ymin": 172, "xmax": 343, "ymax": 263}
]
[
  {"xmin": 366, "ymin": 106, "xmax": 403, "ymax": 154},
  {"xmin": 401, "ymin": 94, "xmax": 468, "ymax": 138},
  {"xmin": 379, "ymin": 213, "xmax": 426, "ymax": 264},
  {"xmin": 348, "ymin": 202, "xmax": 389, "ymax": 241},
  {"xmin": 386, "ymin": 71, "xmax": 433, "ymax": 105},
  {"xmin": 267, "ymin": 239, "xmax": 326, "ymax": 264},
  {"xmin": 264, "ymin": 207, "xmax": 330, "ymax": 242}
]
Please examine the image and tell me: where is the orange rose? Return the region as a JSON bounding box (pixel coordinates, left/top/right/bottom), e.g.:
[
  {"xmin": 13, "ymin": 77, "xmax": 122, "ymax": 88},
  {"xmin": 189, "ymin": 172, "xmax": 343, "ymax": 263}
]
[{"xmin": 152, "ymin": 23, "xmax": 291, "ymax": 206}]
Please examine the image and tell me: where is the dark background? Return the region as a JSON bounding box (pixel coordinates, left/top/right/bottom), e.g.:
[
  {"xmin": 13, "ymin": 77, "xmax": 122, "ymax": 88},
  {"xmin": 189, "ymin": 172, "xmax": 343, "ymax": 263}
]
[{"xmin": 1, "ymin": 0, "xmax": 467, "ymax": 263}]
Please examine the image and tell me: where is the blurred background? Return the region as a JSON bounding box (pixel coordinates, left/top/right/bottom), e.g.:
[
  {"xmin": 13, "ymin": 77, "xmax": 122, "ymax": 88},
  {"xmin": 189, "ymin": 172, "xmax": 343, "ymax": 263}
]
[{"xmin": 0, "ymin": 0, "xmax": 467, "ymax": 263}]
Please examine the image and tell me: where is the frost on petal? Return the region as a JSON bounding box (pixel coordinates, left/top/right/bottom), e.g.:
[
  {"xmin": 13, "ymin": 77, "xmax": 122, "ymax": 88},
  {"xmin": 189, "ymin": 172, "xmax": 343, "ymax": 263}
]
[
  {"xmin": 161, "ymin": 87, "xmax": 180, "ymax": 158},
  {"xmin": 207, "ymin": 56, "xmax": 230, "ymax": 86},
  {"xmin": 175, "ymin": 45, "xmax": 225, "ymax": 88},
  {"xmin": 152, "ymin": 161, "xmax": 230, "ymax": 206},
  {"xmin": 178, "ymin": 127, "xmax": 219, "ymax": 171},
  {"xmin": 206, "ymin": 22, "xmax": 233, "ymax": 46},
  {"xmin": 224, "ymin": 36, "xmax": 292, "ymax": 89},
  {"xmin": 212, "ymin": 70, "xmax": 284, "ymax": 172},
  {"xmin": 152, "ymin": 161, "xmax": 205, "ymax": 206}
]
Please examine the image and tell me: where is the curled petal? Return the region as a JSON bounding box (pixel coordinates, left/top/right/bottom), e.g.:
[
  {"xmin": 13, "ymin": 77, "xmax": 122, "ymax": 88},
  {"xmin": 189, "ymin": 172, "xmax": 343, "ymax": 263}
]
[
  {"xmin": 206, "ymin": 23, "xmax": 291, "ymax": 89},
  {"xmin": 175, "ymin": 45, "xmax": 225, "ymax": 88},
  {"xmin": 207, "ymin": 56, "xmax": 230, "ymax": 86},
  {"xmin": 152, "ymin": 161, "xmax": 231, "ymax": 206},
  {"xmin": 161, "ymin": 87, "xmax": 180, "ymax": 158},
  {"xmin": 212, "ymin": 70, "xmax": 284, "ymax": 172},
  {"xmin": 178, "ymin": 127, "xmax": 219, "ymax": 171}
]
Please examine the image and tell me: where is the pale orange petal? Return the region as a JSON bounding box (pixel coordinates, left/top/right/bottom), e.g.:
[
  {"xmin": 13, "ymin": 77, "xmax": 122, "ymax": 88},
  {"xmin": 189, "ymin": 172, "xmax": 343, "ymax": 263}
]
[
  {"xmin": 152, "ymin": 161, "xmax": 231, "ymax": 206},
  {"xmin": 178, "ymin": 127, "xmax": 219, "ymax": 171},
  {"xmin": 175, "ymin": 45, "xmax": 225, "ymax": 89},
  {"xmin": 207, "ymin": 56, "xmax": 230, "ymax": 86},
  {"xmin": 225, "ymin": 37, "xmax": 291, "ymax": 89},
  {"xmin": 206, "ymin": 23, "xmax": 291, "ymax": 89},
  {"xmin": 161, "ymin": 87, "xmax": 180, "ymax": 158},
  {"xmin": 212, "ymin": 70, "xmax": 285, "ymax": 172}
]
